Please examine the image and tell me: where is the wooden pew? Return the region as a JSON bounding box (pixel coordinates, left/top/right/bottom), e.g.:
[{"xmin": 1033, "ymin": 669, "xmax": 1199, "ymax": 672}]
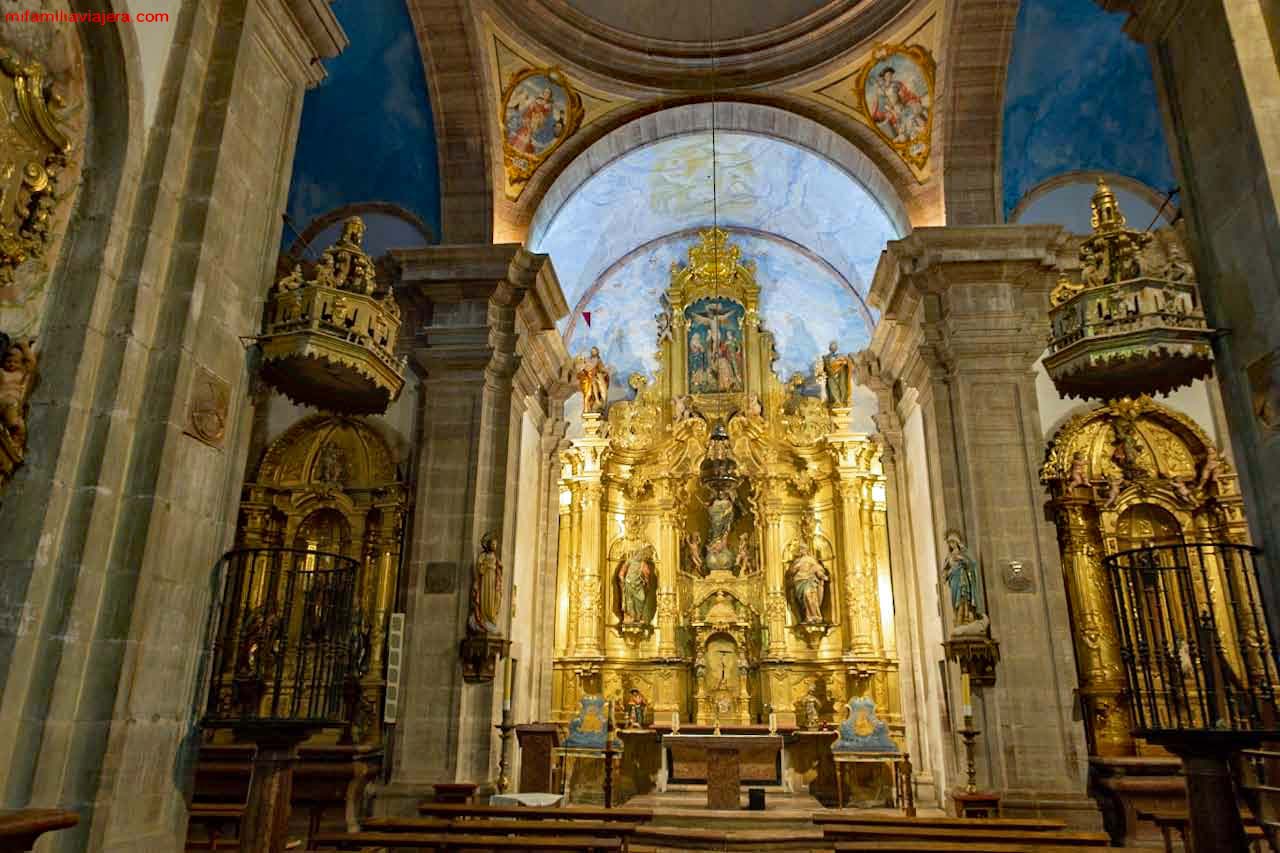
[
  {"xmin": 366, "ymin": 816, "xmax": 639, "ymax": 851},
  {"xmin": 821, "ymin": 823, "xmax": 1111, "ymax": 847},
  {"xmin": 1136, "ymin": 809, "xmax": 1268, "ymax": 853},
  {"xmin": 312, "ymin": 830, "xmax": 622, "ymax": 851},
  {"xmin": 0, "ymin": 809, "xmax": 79, "ymax": 853},
  {"xmin": 814, "ymin": 813, "xmax": 1068, "ymax": 832},
  {"xmin": 185, "ymin": 803, "xmax": 244, "ymax": 851},
  {"xmin": 416, "ymin": 802, "xmax": 652, "ymax": 823},
  {"xmin": 834, "ymin": 844, "xmax": 1121, "ymax": 853}
]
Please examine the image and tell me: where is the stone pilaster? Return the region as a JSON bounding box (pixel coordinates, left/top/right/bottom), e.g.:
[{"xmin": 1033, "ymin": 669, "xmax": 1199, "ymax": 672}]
[
  {"xmin": 1096, "ymin": 0, "xmax": 1280, "ymax": 650},
  {"xmin": 869, "ymin": 226, "xmax": 1099, "ymax": 825},
  {"xmin": 384, "ymin": 243, "xmax": 567, "ymax": 800}
]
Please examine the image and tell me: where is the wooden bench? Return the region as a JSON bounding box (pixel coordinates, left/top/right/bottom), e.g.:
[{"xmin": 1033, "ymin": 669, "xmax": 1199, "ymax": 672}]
[
  {"xmin": 833, "ymin": 844, "xmax": 1123, "ymax": 853},
  {"xmin": 185, "ymin": 803, "xmax": 244, "ymax": 851},
  {"xmin": 1136, "ymin": 809, "xmax": 1268, "ymax": 852},
  {"xmin": 0, "ymin": 809, "xmax": 79, "ymax": 853},
  {"xmin": 312, "ymin": 830, "xmax": 623, "ymax": 851},
  {"xmin": 814, "ymin": 813, "xmax": 1068, "ymax": 832},
  {"xmin": 821, "ymin": 823, "xmax": 1111, "ymax": 847},
  {"xmin": 417, "ymin": 802, "xmax": 652, "ymax": 823},
  {"xmin": 366, "ymin": 816, "xmax": 640, "ymax": 851}
]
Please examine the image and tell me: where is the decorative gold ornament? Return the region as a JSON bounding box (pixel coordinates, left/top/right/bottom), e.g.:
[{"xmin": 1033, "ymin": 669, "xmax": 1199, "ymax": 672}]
[
  {"xmin": 1042, "ymin": 396, "xmax": 1253, "ymax": 757},
  {"xmin": 853, "ymin": 44, "xmax": 935, "ymax": 171},
  {"xmin": 1044, "ymin": 178, "xmax": 1214, "ymax": 400},
  {"xmin": 500, "ymin": 66, "xmax": 583, "ymax": 198},
  {"xmin": 0, "ymin": 49, "xmax": 72, "ymax": 288},
  {"xmin": 258, "ymin": 216, "xmax": 406, "ymax": 414}
]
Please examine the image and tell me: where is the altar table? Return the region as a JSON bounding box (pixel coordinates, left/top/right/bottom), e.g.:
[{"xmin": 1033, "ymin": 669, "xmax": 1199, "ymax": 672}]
[{"xmin": 661, "ymin": 734, "xmax": 784, "ymax": 810}]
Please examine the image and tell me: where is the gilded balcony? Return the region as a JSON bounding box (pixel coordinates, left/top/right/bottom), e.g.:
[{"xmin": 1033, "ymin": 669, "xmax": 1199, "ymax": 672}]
[
  {"xmin": 1044, "ymin": 179, "xmax": 1215, "ymax": 401},
  {"xmin": 258, "ymin": 217, "xmax": 406, "ymax": 414}
]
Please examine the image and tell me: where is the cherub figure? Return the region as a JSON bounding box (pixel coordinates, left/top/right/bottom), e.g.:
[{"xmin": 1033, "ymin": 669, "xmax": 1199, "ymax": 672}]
[
  {"xmin": 275, "ymin": 264, "xmax": 303, "ymax": 293},
  {"xmin": 1065, "ymin": 451, "xmax": 1089, "ymax": 491},
  {"xmin": 313, "ymin": 253, "xmax": 337, "ymax": 288},
  {"xmin": 1195, "ymin": 446, "xmax": 1224, "ymax": 492},
  {"xmin": 0, "ymin": 338, "xmax": 38, "ymax": 444},
  {"xmin": 683, "ymin": 530, "xmax": 705, "ymax": 575}
]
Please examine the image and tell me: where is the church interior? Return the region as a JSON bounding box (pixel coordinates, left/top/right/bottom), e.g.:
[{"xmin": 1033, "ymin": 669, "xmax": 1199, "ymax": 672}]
[{"xmin": 1, "ymin": 0, "xmax": 1279, "ymax": 851}]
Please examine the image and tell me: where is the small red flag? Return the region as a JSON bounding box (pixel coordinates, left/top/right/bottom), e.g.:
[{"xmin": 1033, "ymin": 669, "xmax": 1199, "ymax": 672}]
[{"xmin": 582, "ymin": 311, "xmax": 592, "ymax": 327}]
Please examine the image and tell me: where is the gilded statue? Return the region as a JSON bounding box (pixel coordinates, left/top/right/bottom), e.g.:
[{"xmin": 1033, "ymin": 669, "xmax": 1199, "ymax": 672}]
[
  {"xmin": 1065, "ymin": 451, "xmax": 1089, "ymax": 491},
  {"xmin": 786, "ymin": 541, "xmax": 830, "ymax": 624},
  {"xmin": 821, "ymin": 341, "xmax": 855, "ymax": 407},
  {"xmin": 0, "ymin": 336, "xmax": 38, "ymax": 444},
  {"xmin": 942, "ymin": 530, "xmax": 984, "ymax": 630},
  {"xmin": 575, "ymin": 346, "xmax": 611, "ymax": 414},
  {"xmin": 683, "ymin": 530, "xmax": 705, "ymax": 575},
  {"xmin": 702, "ymin": 485, "xmax": 739, "ymax": 573},
  {"xmin": 467, "ymin": 532, "xmax": 503, "ymax": 635},
  {"xmin": 613, "ymin": 540, "xmax": 656, "ymax": 625},
  {"xmin": 1196, "ymin": 446, "xmax": 1223, "ymax": 491}
]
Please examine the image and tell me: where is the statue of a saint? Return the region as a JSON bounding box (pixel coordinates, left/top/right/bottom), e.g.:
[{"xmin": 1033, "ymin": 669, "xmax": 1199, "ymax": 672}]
[
  {"xmin": 0, "ymin": 337, "xmax": 37, "ymax": 444},
  {"xmin": 467, "ymin": 532, "xmax": 503, "ymax": 635},
  {"xmin": 786, "ymin": 542, "xmax": 829, "ymax": 624},
  {"xmin": 799, "ymin": 683, "xmax": 822, "ymax": 731},
  {"xmin": 614, "ymin": 542, "xmax": 656, "ymax": 625},
  {"xmin": 942, "ymin": 530, "xmax": 983, "ymax": 627},
  {"xmin": 313, "ymin": 441, "xmax": 346, "ymax": 484},
  {"xmin": 576, "ymin": 346, "xmax": 611, "ymax": 414},
  {"xmin": 683, "ymin": 530, "xmax": 705, "ymax": 575},
  {"xmin": 821, "ymin": 342, "xmax": 855, "ymax": 407},
  {"xmin": 625, "ymin": 688, "xmax": 648, "ymax": 729}
]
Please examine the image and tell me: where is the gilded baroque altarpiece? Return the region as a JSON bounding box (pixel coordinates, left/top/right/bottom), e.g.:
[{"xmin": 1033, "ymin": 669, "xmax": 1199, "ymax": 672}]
[{"xmin": 553, "ymin": 229, "xmax": 901, "ymax": 732}]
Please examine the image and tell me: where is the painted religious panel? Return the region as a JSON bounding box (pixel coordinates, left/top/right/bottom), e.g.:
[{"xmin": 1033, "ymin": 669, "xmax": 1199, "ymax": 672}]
[
  {"xmin": 685, "ymin": 297, "xmax": 745, "ymax": 394},
  {"xmin": 855, "ymin": 44, "xmax": 935, "ymax": 171},
  {"xmin": 501, "ymin": 66, "xmax": 583, "ymax": 192}
]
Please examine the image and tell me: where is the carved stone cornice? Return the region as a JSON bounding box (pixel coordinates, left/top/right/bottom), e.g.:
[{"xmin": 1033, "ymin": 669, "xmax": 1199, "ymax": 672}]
[
  {"xmin": 395, "ymin": 243, "xmax": 569, "ymax": 384},
  {"xmin": 264, "ymin": 0, "xmax": 348, "ymax": 86},
  {"xmin": 868, "ymin": 226, "xmax": 1073, "ymax": 392}
]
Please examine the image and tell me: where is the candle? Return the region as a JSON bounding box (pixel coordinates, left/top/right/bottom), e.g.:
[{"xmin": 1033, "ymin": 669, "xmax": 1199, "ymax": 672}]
[
  {"xmin": 502, "ymin": 657, "xmax": 516, "ymax": 712},
  {"xmin": 671, "ymin": 711, "xmax": 679, "ymax": 733},
  {"xmin": 961, "ymin": 673, "xmax": 972, "ymax": 720},
  {"xmin": 768, "ymin": 712, "xmax": 777, "ymax": 734}
]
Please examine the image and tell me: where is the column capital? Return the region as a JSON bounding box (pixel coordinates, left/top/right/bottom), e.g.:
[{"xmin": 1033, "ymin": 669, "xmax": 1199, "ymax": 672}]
[{"xmin": 1092, "ymin": 0, "xmax": 1188, "ymax": 43}]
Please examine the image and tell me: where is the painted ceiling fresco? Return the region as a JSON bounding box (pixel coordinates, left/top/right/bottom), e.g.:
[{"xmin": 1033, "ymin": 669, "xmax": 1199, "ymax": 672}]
[
  {"xmin": 531, "ymin": 131, "xmax": 899, "ymax": 392},
  {"xmin": 562, "ymin": 229, "xmax": 877, "ymax": 396},
  {"xmin": 1001, "ymin": 0, "xmax": 1175, "ymax": 219},
  {"xmin": 284, "ymin": 0, "xmax": 441, "ymax": 246}
]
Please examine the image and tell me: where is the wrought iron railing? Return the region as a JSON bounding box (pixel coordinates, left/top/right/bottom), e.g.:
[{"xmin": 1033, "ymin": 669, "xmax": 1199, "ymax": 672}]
[
  {"xmin": 204, "ymin": 547, "xmax": 359, "ymax": 728},
  {"xmin": 1104, "ymin": 542, "xmax": 1279, "ymax": 736}
]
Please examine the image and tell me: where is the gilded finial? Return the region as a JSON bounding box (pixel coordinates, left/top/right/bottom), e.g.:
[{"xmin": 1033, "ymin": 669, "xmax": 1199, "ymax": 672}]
[{"xmin": 1090, "ymin": 177, "xmax": 1126, "ymax": 234}]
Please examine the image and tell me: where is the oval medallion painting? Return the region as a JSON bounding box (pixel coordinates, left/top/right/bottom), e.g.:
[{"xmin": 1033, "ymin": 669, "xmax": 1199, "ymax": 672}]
[
  {"xmin": 855, "ymin": 44, "xmax": 935, "ymax": 171},
  {"xmin": 501, "ymin": 67, "xmax": 583, "ymax": 195}
]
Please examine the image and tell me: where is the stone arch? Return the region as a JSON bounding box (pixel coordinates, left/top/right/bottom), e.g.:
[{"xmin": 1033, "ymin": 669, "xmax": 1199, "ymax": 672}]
[
  {"xmin": 1009, "ymin": 170, "xmax": 1177, "ymax": 228},
  {"xmin": 521, "ymin": 101, "xmax": 915, "ymax": 242},
  {"xmin": 938, "ymin": 0, "xmax": 1020, "ymax": 225},
  {"xmin": 405, "ymin": 0, "xmax": 492, "ymax": 243}
]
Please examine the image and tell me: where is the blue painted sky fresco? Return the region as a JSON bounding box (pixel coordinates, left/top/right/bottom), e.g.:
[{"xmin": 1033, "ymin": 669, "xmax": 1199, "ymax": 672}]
[
  {"xmin": 284, "ymin": 0, "xmax": 441, "ymax": 245},
  {"xmin": 1001, "ymin": 0, "xmax": 1175, "ymax": 219},
  {"xmin": 562, "ymin": 230, "xmax": 875, "ymax": 396},
  {"xmin": 531, "ymin": 132, "xmax": 898, "ymax": 324}
]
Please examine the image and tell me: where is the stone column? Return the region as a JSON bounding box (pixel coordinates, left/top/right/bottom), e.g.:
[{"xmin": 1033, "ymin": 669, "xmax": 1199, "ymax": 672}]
[
  {"xmin": 1097, "ymin": 0, "xmax": 1280, "ymax": 627},
  {"xmin": 383, "ymin": 244, "xmax": 567, "ymax": 805},
  {"xmin": 0, "ymin": 2, "xmax": 346, "ymax": 850},
  {"xmin": 869, "ymin": 226, "xmax": 1098, "ymax": 825}
]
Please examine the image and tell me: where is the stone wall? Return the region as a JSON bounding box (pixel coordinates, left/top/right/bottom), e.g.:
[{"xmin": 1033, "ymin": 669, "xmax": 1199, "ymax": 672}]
[{"xmin": 0, "ymin": 2, "xmax": 345, "ymax": 850}]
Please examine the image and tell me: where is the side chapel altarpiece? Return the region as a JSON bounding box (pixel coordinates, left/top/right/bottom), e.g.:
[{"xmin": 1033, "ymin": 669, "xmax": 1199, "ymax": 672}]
[{"xmin": 553, "ymin": 230, "xmax": 901, "ymax": 731}]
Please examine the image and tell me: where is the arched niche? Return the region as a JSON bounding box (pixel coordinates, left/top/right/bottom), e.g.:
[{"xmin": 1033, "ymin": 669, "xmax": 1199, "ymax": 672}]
[
  {"xmin": 1040, "ymin": 397, "xmax": 1250, "ymax": 759},
  {"xmin": 237, "ymin": 414, "xmax": 409, "ymax": 745}
]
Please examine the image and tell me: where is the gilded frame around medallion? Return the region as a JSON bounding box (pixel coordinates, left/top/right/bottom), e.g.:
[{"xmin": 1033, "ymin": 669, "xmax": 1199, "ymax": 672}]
[
  {"xmin": 500, "ymin": 66, "xmax": 583, "ymax": 195},
  {"xmin": 852, "ymin": 43, "xmax": 935, "ymax": 172}
]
